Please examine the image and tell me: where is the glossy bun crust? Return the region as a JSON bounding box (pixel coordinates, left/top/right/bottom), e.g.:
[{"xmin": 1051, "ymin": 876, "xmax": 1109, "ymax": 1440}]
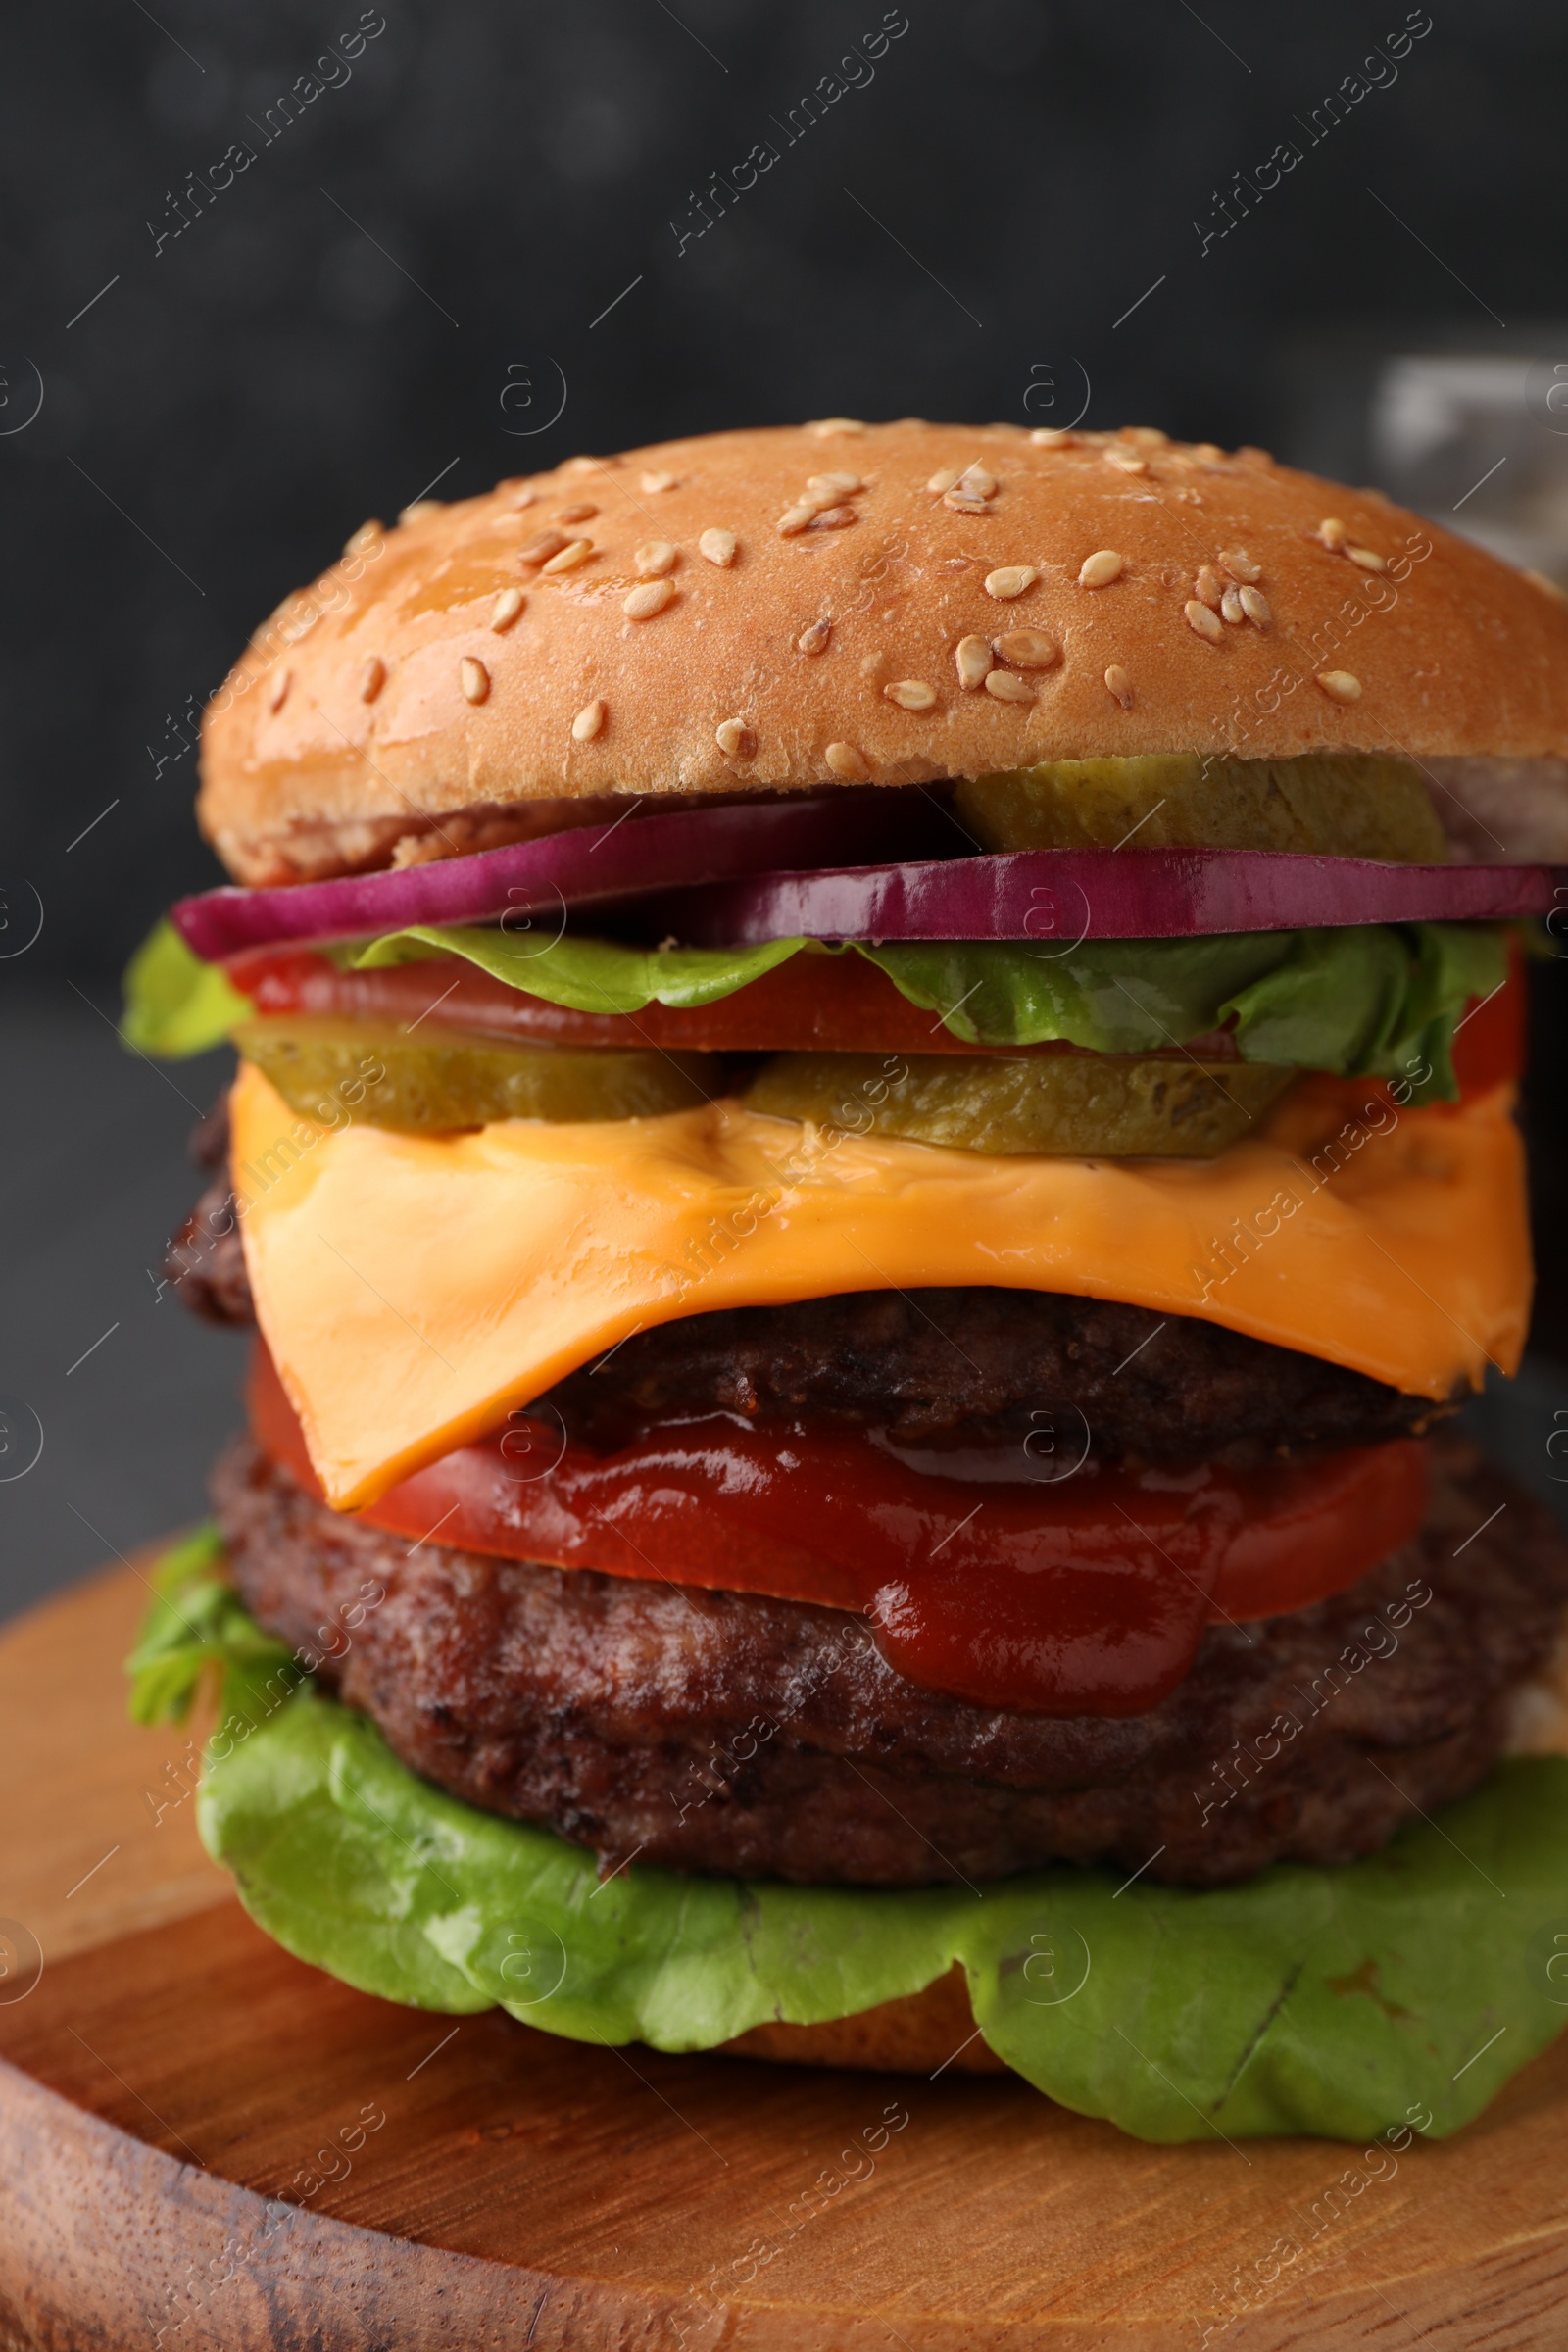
[{"xmin": 199, "ymin": 419, "xmax": 1568, "ymax": 883}]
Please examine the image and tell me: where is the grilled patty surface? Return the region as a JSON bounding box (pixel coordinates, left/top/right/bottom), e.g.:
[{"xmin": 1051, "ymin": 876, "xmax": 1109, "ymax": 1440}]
[{"xmin": 215, "ymin": 1432, "xmax": 1566, "ymax": 1889}]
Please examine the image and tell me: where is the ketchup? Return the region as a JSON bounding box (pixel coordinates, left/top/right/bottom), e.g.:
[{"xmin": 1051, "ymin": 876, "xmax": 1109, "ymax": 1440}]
[{"xmin": 250, "ymin": 1348, "xmax": 1429, "ymax": 1717}]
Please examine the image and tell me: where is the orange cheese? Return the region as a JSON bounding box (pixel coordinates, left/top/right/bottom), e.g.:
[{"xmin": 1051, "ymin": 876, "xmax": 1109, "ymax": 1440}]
[{"xmin": 229, "ymin": 1062, "xmax": 1532, "ymax": 1511}]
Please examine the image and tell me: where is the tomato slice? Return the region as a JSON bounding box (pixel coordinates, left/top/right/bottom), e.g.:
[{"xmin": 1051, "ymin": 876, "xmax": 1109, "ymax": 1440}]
[
  {"xmin": 1450, "ymin": 945, "xmax": 1525, "ymax": 1098},
  {"xmin": 221, "ymin": 946, "xmax": 1236, "ymax": 1060},
  {"xmin": 222, "ymin": 943, "xmax": 1522, "ymax": 1090},
  {"xmin": 250, "ymin": 1346, "xmax": 1429, "ymax": 1716}
]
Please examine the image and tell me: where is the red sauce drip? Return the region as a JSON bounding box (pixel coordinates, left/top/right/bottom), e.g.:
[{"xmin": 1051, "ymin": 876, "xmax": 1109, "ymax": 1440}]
[{"xmin": 249, "ymin": 1348, "xmax": 1429, "ymax": 1716}]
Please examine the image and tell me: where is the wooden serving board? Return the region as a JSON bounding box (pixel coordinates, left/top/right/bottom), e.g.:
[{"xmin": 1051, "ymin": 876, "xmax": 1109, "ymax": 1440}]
[{"xmin": 3, "ymin": 1560, "xmax": 1568, "ymax": 2352}]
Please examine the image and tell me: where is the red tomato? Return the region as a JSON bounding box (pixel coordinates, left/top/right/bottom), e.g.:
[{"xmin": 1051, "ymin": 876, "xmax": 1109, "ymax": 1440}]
[
  {"xmin": 1449, "ymin": 949, "xmax": 1525, "ymax": 1099},
  {"xmin": 224, "ymin": 942, "xmax": 1521, "ymax": 1086},
  {"xmin": 222, "ymin": 946, "xmax": 1233, "ymax": 1060},
  {"xmin": 250, "ymin": 1347, "xmax": 1429, "ymax": 1717}
]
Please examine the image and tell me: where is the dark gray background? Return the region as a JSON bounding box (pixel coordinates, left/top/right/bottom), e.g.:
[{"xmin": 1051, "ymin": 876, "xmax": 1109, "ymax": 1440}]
[{"xmin": 4, "ymin": 0, "xmax": 1568, "ymax": 1618}]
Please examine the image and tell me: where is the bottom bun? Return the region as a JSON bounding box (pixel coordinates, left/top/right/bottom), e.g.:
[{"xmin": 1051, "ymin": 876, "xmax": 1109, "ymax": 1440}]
[{"xmin": 720, "ymin": 1961, "xmax": 1008, "ymax": 2076}]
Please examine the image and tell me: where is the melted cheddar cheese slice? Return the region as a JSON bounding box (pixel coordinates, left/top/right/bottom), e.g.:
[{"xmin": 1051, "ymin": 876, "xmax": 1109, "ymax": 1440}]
[{"xmin": 229, "ymin": 1062, "xmax": 1531, "ymax": 1510}]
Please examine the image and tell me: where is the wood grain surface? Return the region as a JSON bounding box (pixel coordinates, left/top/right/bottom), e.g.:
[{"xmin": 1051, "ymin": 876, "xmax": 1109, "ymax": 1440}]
[{"xmin": 2, "ymin": 1560, "xmax": 1567, "ymax": 2352}]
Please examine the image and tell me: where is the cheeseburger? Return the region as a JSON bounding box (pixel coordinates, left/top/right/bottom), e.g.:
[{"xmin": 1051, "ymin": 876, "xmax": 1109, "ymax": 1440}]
[{"xmin": 127, "ymin": 419, "xmax": 1568, "ymax": 2145}]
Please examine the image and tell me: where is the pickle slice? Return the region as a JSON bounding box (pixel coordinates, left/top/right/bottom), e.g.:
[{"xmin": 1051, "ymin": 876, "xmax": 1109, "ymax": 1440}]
[
  {"xmin": 234, "ymin": 1017, "xmax": 717, "ymax": 1132},
  {"xmin": 954, "ymin": 752, "xmax": 1448, "ymax": 864},
  {"xmin": 744, "ymin": 1050, "xmax": 1295, "ymax": 1157}
]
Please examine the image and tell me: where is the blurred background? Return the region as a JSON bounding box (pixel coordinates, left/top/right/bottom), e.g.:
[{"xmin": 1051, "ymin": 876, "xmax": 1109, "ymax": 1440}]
[{"xmin": 4, "ymin": 0, "xmax": 1568, "ymax": 1616}]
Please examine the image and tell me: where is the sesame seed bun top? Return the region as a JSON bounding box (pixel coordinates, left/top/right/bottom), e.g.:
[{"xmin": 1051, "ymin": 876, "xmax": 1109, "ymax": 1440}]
[{"xmin": 198, "ymin": 417, "xmax": 1568, "ymax": 885}]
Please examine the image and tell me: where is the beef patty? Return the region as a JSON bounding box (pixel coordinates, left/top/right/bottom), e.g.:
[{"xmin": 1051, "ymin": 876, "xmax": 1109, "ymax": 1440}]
[
  {"xmin": 214, "ymin": 1431, "xmax": 1568, "ymax": 1890},
  {"xmin": 172, "ymin": 1118, "xmax": 1449, "ymax": 1465}
]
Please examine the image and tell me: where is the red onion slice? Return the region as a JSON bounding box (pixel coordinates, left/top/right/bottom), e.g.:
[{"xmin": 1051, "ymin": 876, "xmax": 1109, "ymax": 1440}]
[
  {"xmin": 654, "ymin": 848, "xmax": 1568, "ymax": 944},
  {"xmin": 171, "ymin": 792, "xmax": 948, "ymax": 960}
]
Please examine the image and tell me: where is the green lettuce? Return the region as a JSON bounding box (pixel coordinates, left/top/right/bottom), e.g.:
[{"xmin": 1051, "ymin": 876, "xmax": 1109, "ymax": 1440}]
[
  {"xmin": 134, "ymin": 1540, "xmax": 1568, "ymax": 2145},
  {"xmin": 356, "ymin": 921, "xmax": 1503, "ymax": 1102},
  {"xmin": 121, "ymin": 918, "xmax": 251, "ymax": 1057},
  {"xmin": 122, "ymin": 906, "xmax": 1506, "ymax": 1105},
  {"xmin": 124, "ymin": 1524, "xmax": 304, "ymax": 1727},
  {"xmin": 354, "ymin": 923, "xmax": 811, "ymax": 1011}
]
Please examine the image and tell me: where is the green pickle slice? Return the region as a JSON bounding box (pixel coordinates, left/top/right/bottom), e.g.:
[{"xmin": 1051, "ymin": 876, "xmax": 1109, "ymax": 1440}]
[
  {"xmin": 235, "ymin": 1017, "xmax": 717, "ymax": 1132},
  {"xmin": 745, "ymin": 1050, "xmax": 1296, "ymax": 1157},
  {"xmin": 954, "ymin": 752, "xmax": 1448, "ymax": 864}
]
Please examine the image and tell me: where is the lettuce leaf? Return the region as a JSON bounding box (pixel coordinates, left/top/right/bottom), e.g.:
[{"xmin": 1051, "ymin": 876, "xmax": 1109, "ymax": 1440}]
[
  {"xmin": 144, "ymin": 1541, "xmax": 1568, "ymax": 2144},
  {"xmin": 125, "ymin": 904, "xmax": 1506, "ymax": 1107},
  {"xmin": 859, "ymin": 925, "xmax": 1505, "ymax": 1099},
  {"xmin": 353, "ymin": 923, "xmax": 813, "ymax": 1011},
  {"xmin": 121, "ymin": 918, "xmax": 251, "ymax": 1057},
  {"xmin": 125, "ymin": 1524, "xmax": 302, "ymax": 1728}
]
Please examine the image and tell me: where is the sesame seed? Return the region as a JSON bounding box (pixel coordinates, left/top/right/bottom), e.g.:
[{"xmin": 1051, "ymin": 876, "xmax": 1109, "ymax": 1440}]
[
  {"xmin": 1347, "ymin": 545, "xmax": 1388, "ymax": 573},
  {"xmin": 1239, "ymin": 584, "xmax": 1272, "ymax": 629},
  {"xmin": 506, "ymin": 485, "xmax": 536, "ymax": 509},
  {"xmin": 640, "ymin": 471, "xmax": 678, "ymax": 493},
  {"xmin": 563, "ymin": 456, "xmax": 602, "ymax": 475},
  {"xmin": 268, "ymin": 668, "xmax": 291, "ymax": 713},
  {"xmin": 797, "ymin": 619, "xmax": 833, "ymax": 656},
  {"xmin": 996, "ymin": 628, "xmax": 1060, "ymax": 668},
  {"xmin": 1218, "ymin": 546, "xmax": 1261, "ymax": 582},
  {"xmin": 715, "ymin": 718, "xmax": 755, "ymax": 757},
  {"xmin": 397, "ymin": 499, "xmax": 440, "ymax": 524},
  {"xmin": 1104, "ymin": 664, "xmax": 1134, "ymax": 707},
  {"xmin": 342, "ymin": 519, "xmax": 382, "ymax": 557},
  {"xmin": 1078, "ymin": 550, "xmax": 1125, "ymax": 589},
  {"xmin": 824, "ymin": 741, "xmax": 870, "ymax": 780},
  {"xmin": 926, "ymin": 467, "xmax": 962, "ymax": 494},
  {"xmin": 461, "ymin": 657, "xmax": 490, "ymax": 704},
  {"xmin": 1194, "ymin": 565, "xmax": 1225, "ymax": 610},
  {"xmin": 490, "ymin": 586, "xmax": 526, "ymax": 632},
  {"xmin": 984, "ymin": 670, "xmax": 1036, "ymax": 704},
  {"xmin": 1184, "ymin": 600, "xmax": 1224, "ymax": 644},
  {"xmin": 1029, "ymin": 427, "xmax": 1079, "ymax": 447},
  {"xmin": 810, "ymin": 505, "xmax": 859, "ymax": 530},
  {"xmin": 1316, "ymin": 669, "xmax": 1361, "ymax": 703},
  {"xmin": 1220, "ymin": 586, "xmax": 1246, "ymax": 625},
  {"xmin": 1192, "ymin": 443, "xmax": 1225, "ymax": 464},
  {"xmin": 778, "ymin": 502, "xmax": 819, "ymax": 535},
  {"xmin": 572, "ymin": 698, "xmax": 607, "ymax": 741},
  {"xmin": 1105, "ymin": 451, "xmax": 1149, "ymax": 476},
  {"xmin": 808, "ymin": 472, "xmax": 862, "ymax": 499},
  {"xmin": 984, "ymin": 564, "xmax": 1039, "ymax": 600},
  {"xmin": 958, "ymin": 466, "xmax": 998, "ymax": 499},
  {"xmin": 1316, "ymin": 517, "xmax": 1348, "ymax": 552},
  {"xmin": 517, "ymin": 528, "xmax": 570, "ymax": 565},
  {"xmin": 884, "ymin": 679, "xmax": 937, "ymax": 711},
  {"xmin": 699, "ymin": 528, "xmax": 738, "ymax": 566},
  {"xmin": 944, "ymin": 492, "xmax": 991, "ymax": 515},
  {"xmin": 554, "ymin": 503, "xmax": 598, "ymax": 525},
  {"xmin": 358, "ymin": 655, "xmax": 386, "ymax": 702},
  {"xmin": 540, "ymin": 538, "xmax": 595, "ymax": 575},
  {"xmin": 633, "ymin": 541, "xmax": 678, "ymax": 578},
  {"xmin": 807, "ymin": 417, "xmax": 866, "ymax": 437},
  {"xmin": 623, "ymin": 579, "xmax": 676, "ymax": 620},
  {"xmin": 955, "ymin": 634, "xmax": 994, "ymax": 689},
  {"xmin": 1124, "ymin": 427, "xmax": 1168, "ymax": 448}
]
